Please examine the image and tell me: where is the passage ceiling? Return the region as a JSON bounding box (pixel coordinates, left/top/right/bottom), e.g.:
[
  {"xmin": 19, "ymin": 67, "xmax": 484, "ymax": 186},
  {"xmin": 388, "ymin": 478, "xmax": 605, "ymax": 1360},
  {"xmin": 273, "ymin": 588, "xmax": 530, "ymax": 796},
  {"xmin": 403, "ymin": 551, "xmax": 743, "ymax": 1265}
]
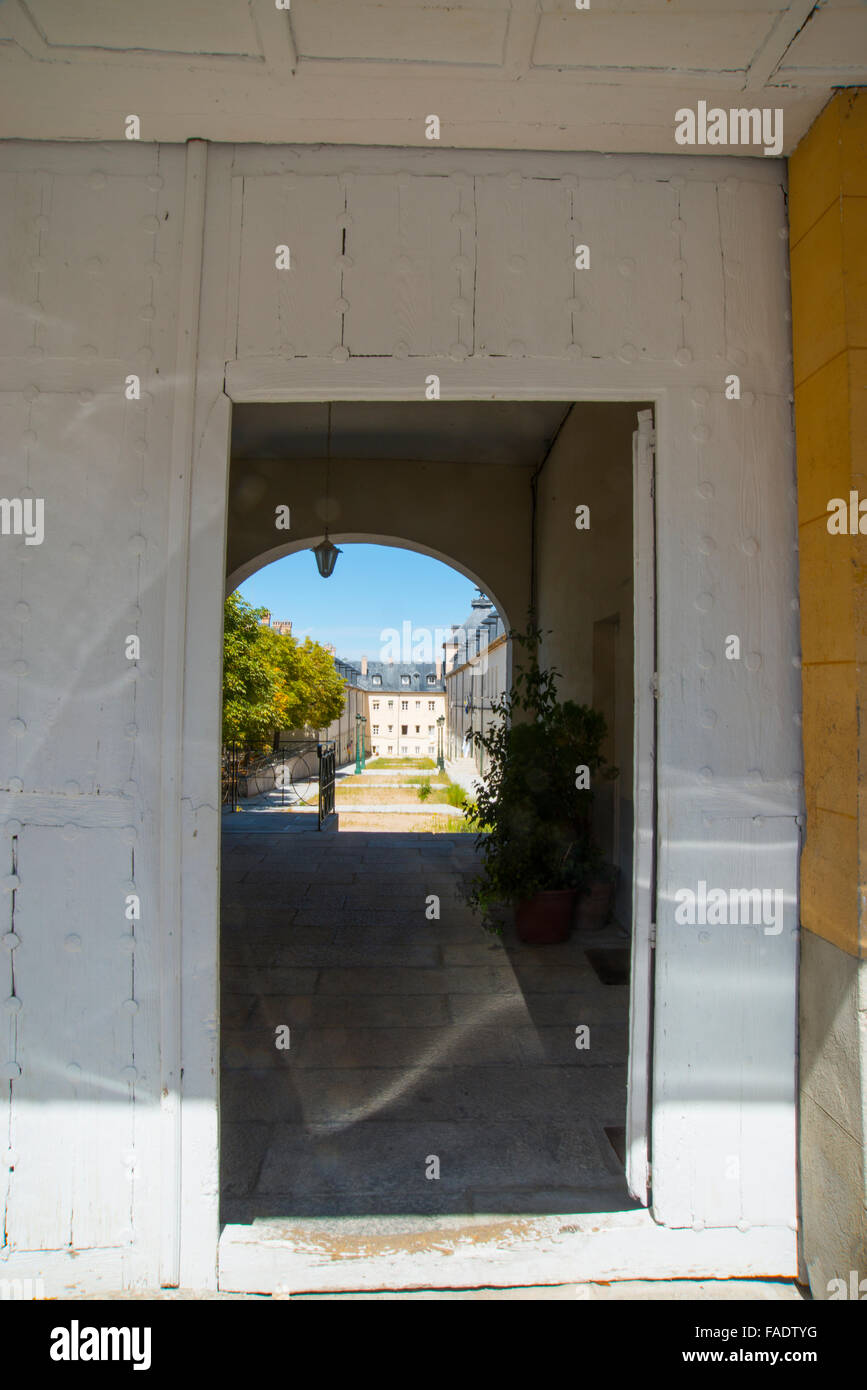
[
  {"xmin": 231, "ymin": 401, "xmax": 573, "ymax": 467},
  {"xmin": 1, "ymin": 1, "xmax": 866, "ymax": 153}
]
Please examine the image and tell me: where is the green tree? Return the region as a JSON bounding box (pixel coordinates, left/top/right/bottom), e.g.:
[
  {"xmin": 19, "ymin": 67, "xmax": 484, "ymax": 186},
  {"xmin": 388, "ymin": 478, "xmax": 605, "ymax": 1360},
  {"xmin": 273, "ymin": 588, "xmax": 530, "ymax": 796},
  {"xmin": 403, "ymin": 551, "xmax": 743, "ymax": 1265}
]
[{"xmin": 222, "ymin": 592, "xmax": 346, "ymax": 745}]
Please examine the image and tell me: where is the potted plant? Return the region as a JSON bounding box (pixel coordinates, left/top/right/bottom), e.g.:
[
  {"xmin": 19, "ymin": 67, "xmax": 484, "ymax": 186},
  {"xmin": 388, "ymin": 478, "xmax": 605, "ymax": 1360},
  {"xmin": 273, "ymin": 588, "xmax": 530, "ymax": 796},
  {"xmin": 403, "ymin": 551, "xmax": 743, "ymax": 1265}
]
[
  {"xmin": 575, "ymin": 860, "xmax": 618, "ymax": 930},
  {"xmin": 463, "ymin": 626, "xmax": 617, "ymax": 943}
]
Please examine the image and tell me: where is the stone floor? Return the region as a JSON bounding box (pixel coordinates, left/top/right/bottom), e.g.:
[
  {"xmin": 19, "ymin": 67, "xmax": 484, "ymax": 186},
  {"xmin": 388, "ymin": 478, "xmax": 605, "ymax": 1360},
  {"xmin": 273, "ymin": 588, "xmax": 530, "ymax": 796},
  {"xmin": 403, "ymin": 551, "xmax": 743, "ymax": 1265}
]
[{"xmin": 220, "ymin": 830, "xmax": 635, "ymax": 1225}]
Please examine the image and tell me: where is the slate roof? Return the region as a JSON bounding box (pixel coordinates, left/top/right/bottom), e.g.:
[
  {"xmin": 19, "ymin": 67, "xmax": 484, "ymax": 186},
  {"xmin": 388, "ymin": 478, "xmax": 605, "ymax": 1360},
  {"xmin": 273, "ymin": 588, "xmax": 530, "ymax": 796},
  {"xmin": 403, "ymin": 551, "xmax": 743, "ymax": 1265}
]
[{"xmin": 333, "ymin": 658, "xmax": 445, "ymax": 691}]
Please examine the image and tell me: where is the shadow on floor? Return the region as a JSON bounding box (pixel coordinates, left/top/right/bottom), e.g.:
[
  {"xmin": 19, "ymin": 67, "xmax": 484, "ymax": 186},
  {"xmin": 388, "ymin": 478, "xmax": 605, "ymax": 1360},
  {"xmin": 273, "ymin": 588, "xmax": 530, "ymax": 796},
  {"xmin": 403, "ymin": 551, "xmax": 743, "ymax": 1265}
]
[{"xmin": 219, "ymin": 830, "xmax": 639, "ymax": 1224}]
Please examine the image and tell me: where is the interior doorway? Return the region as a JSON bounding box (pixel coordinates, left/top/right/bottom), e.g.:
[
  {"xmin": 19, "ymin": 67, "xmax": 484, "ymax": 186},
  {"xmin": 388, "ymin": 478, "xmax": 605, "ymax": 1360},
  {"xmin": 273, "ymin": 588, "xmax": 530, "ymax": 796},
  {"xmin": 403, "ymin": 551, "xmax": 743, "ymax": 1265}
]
[{"xmin": 213, "ymin": 397, "xmax": 656, "ymax": 1290}]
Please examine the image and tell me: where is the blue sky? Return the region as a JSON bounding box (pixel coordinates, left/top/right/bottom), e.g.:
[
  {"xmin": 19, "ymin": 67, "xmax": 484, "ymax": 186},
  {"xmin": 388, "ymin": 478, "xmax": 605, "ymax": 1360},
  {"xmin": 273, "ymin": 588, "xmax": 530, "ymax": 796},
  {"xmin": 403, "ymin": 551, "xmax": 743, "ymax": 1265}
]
[{"xmin": 237, "ymin": 543, "xmax": 479, "ymax": 663}]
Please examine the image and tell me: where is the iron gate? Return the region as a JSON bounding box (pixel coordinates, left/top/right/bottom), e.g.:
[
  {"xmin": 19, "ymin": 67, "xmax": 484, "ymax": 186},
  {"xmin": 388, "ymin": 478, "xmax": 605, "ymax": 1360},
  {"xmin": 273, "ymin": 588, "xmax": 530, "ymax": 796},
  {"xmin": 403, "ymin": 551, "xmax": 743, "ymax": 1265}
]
[{"xmin": 222, "ymin": 740, "xmax": 336, "ymax": 830}]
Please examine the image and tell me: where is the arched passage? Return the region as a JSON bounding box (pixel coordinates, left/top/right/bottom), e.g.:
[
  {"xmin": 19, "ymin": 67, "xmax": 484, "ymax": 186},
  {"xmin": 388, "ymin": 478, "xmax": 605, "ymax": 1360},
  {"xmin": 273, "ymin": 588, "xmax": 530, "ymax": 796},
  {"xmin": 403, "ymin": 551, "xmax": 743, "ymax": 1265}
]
[
  {"xmin": 226, "ymin": 532, "xmax": 514, "ymax": 637},
  {"xmin": 226, "ymin": 453, "xmax": 534, "ymax": 644}
]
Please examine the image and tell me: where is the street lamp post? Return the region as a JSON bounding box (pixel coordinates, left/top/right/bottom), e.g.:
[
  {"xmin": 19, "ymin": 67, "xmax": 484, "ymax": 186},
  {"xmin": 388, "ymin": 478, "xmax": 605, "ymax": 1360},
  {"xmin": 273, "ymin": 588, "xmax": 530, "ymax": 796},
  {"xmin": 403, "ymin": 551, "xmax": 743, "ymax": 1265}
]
[
  {"xmin": 436, "ymin": 714, "xmax": 445, "ymax": 773},
  {"xmin": 355, "ymin": 712, "xmax": 367, "ymax": 774}
]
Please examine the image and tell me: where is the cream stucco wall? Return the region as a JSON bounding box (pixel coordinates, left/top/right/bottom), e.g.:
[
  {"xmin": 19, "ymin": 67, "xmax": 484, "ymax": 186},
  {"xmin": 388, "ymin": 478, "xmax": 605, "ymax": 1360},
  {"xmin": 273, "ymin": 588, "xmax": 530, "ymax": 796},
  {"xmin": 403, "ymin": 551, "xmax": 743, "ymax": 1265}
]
[{"xmin": 536, "ymin": 402, "xmax": 644, "ymax": 923}]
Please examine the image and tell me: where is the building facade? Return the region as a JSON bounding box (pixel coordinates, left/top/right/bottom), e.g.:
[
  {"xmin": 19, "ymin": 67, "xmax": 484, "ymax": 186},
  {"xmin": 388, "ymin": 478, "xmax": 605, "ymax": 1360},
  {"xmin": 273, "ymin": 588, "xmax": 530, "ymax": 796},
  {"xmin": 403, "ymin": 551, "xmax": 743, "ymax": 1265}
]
[
  {"xmin": 360, "ymin": 660, "xmax": 446, "ymax": 761},
  {"xmin": 442, "ymin": 593, "xmax": 509, "ymax": 773}
]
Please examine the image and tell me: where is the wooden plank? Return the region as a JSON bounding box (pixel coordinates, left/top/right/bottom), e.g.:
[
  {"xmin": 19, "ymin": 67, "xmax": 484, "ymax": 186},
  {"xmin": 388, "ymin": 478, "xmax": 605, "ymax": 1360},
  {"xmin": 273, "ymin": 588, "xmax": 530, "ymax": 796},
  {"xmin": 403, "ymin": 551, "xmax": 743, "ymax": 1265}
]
[
  {"xmin": 290, "ymin": 1, "xmax": 509, "ymax": 65},
  {"xmin": 342, "ymin": 173, "xmax": 470, "ymax": 358},
  {"xmin": 532, "ymin": 8, "xmax": 780, "ymax": 72},
  {"xmin": 569, "ymin": 175, "xmax": 682, "ymax": 363},
  {"xmin": 37, "ymin": 169, "xmax": 160, "ymax": 362},
  {"xmin": 625, "ymin": 410, "xmax": 655, "ymax": 1206},
  {"xmin": 475, "ymin": 174, "xmax": 573, "ymax": 359},
  {"xmin": 219, "ymin": 1211, "xmax": 796, "ymax": 1292},
  {"xmin": 718, "ymin": 179, "xmax": 791, "ymax": 371},
  {"xmin": 174, "ymin": 143, "xmax": 237, "ymax": 1291},
  {"xmin": 0, "ymin": 172, "xmax": 45, "ymax": 363},
  {"xmin": 226, "ymin": 355, "xmax": 791, "ymax": 400},
  {"xmin": 4, "ymin": 825, "xmax": 131, "ymax": 1249},
  {"xmin": 651, "ymin": 386, "xmax": 799, "ymax": 1231},
  {"xmin": 157, "ymin": 138, "xmax": 208, "ymax": 1288},
  {"xmin": 236, "ymin": 174, "xmax": 345, "ymax": 360},
  {"xmin": 678, "ymin": 178, "xmax": 727, "ymax": 365}
]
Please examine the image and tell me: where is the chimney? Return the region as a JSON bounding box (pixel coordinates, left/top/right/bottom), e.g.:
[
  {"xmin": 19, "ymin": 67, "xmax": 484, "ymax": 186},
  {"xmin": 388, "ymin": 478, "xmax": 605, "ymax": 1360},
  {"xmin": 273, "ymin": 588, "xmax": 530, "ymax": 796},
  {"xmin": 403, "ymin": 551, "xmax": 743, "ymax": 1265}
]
[
  {"xmin": 435, "ymin": 658, "xmax": 442, "ymax": 680},
  {"xmin": 361, "ymin": 655, "xmax": 368, "ymax": 676}
]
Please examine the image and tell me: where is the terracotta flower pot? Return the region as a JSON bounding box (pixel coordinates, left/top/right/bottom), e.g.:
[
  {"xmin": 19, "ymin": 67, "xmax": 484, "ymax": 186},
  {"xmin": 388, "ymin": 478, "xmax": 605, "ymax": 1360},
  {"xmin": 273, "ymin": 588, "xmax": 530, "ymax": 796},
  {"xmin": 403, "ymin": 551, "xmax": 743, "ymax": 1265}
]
[
  {"xmin": 575, "ymin": 876, "xmax": 615, "ymax": 930},
  {"xmin": 515, "ymin": 889, "xmax": 577, "ymax": 944}
]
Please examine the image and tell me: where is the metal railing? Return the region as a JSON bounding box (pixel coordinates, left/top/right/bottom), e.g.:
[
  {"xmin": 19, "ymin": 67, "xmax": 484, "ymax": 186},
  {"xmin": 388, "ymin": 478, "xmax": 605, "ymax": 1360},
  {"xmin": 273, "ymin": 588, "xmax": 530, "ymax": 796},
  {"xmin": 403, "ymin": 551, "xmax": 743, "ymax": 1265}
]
[
  {"xmin": 222, "ymin": 739, "xmax": 337, "ymax": 830},
  {"xmin": 317, "ymin": 743, "xmax": 336, "ymax": 829}
]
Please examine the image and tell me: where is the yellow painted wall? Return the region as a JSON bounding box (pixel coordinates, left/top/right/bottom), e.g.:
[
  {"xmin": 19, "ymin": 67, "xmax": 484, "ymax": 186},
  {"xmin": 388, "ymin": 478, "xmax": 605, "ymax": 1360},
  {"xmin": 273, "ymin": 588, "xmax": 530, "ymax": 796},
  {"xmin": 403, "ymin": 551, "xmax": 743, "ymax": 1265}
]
[{"xmin": 790, "ymin": 90, "xmax": 867, "ymax": 958}]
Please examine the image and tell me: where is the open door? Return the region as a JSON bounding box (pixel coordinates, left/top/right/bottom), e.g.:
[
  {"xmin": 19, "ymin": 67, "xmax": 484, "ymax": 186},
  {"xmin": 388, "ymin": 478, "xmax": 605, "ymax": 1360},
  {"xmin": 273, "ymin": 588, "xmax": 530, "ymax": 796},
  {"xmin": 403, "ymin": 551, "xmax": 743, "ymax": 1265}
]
[{"xmin": 625, "ymin": 408, "xmax": 657, "ymax": 1205}]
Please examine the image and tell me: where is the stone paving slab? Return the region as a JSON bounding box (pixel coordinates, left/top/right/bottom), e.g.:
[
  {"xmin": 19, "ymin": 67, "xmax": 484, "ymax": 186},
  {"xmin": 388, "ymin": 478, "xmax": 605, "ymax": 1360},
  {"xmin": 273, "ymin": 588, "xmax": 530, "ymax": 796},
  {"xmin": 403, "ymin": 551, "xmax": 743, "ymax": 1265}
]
[
  {"xmin": 220, "ymin": 829, "xmax": 632, "ymax": 1225},
  {"xmin": 254, "ymin": 1118, "xmax": 616, "ymax": 1197},
  {"xmin": 219, "ymin": 1064, "xmax": 629, "ymax": 1128}
]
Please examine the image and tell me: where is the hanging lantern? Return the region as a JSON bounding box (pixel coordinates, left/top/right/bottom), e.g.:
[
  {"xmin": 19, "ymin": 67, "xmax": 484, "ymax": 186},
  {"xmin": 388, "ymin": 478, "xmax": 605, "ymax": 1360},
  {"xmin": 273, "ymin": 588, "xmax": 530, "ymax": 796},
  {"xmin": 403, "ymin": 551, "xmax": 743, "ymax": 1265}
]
[
  {"xmin": 312, "ymin": 405, "xmax": 342, "ymax": 577},
  {"xmin": 312, "ymin": 528, "xmax": 341, "ymax": 578}
]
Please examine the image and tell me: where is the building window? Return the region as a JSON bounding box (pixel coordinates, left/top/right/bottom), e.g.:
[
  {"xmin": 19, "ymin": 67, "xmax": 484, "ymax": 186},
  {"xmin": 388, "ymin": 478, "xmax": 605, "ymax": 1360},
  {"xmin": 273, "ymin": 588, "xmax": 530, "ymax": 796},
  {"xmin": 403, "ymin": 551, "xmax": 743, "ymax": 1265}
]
[
  {"xmin": 415, "ymin": 745, "xmax": 420, "ymax": 753},
  {"xmin": 372, "ymin": 675, "xmax": 382, "ymax": 685},
  {"xmin": 372, "ymin": 725, "xmax": 379, "ymax": 735},
  {"xmin": 372, "ymin": 701, "xmax": 379, "ymax": 711},
  {"xmin": 401, "ymin": 725, "xmax": 408, "ymax": 735},
  {"xmin": 401, "ymin": 675, "xmax": 410, "ymax": 686},
  {"xmin": 387, "ymin": 745, "xmax": 393, "ymax": 753},
  {"xmin": 388, "ymin": 700, "xmax": 394, "ymax": 708},
  {"xmin": 427, "ymin": 674, "xmax": 436, "ymax": 685},
  {"xmin": 428, "ymin": 743, "xmax": 435, "ymax": 753},
  {"xmin": 428, "ymin": 725, "xmax": 434, "ymax": 734},
  {"xmin": 415, "ymin": 700, "xmax": 420, "ymax": 709},
  {"xmin": 401, "ymin": 700, "xmax": 408, "ymax": 711},
  {"xmin": 428, "ymin": 700, "xmax": 435, "ymax": 710},
  {"xmin": 387, "ymin": 724, "xmax": 393, "ymax": 733},
  {"xmin": 414, "ymin": 725, "xmax": 420, "ymax": 734}
]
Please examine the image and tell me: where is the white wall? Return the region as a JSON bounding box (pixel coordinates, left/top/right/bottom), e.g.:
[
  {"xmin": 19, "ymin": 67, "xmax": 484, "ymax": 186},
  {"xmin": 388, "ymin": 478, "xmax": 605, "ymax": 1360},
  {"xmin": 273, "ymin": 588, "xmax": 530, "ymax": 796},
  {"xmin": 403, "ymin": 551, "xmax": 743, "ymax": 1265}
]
[
  {"xmin": 0, "ymin": 140, "xmax": 801, "ymax": 1289},
  {"xmin": 0, "ymin": 141, "xmax": 187, "ymax": 1288}
]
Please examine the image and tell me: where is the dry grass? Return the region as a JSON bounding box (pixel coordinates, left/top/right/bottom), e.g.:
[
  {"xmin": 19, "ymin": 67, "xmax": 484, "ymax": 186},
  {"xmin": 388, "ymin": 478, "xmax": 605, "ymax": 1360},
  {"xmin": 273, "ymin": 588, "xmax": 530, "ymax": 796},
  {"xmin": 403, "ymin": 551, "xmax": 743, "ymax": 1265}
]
[
  {"xmin": 336, "ymin": 786, "xmax": 424, "ymax": 805},
  {"xmin": 338, "ymin": 811, "xmax": 472, "ymax": 833}
]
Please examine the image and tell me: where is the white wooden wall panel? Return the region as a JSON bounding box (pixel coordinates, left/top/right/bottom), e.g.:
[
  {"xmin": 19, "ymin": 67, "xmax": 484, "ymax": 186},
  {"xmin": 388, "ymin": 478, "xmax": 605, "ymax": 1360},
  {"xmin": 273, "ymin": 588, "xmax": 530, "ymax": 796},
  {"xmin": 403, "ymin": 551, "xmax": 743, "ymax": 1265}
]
[
  {"xmin": 676, "ymin": 180, "xmax": 727, "ymax": 364},
  {"xmin": 0, "ymin": 173, "xmax": 46, "ymax": 361},
  {"xmin": 36, "ymin": 175, "xmax": 162, "ymax": 361},
  {"xmin": 474, "ymin": 175, "xmax": 574, "ymax": 359},
  {"xmin": 652, "ymin": 386, "xmax": 800, "ymax": 1231},
  {"xmin": 717, "ymin": 179, "xmax": 792, "ymax": 370},
  {"xmin": 0, "ymin": 141, "xmax": 185, "ymax": 1289},
  {"xmin": 4, "ymin": 826, "xmax": 133, "ymax": 1248},
  {"xmin": 341, "ymin": 174, "xmax": 471, "ymax": 358},
  {"xmin": 236, "ymin": 174, "xmax": 346, "ymax": 360},
  {"xmin": 570, "ymin": 175, "xmax": 683, "ymax": 364}
]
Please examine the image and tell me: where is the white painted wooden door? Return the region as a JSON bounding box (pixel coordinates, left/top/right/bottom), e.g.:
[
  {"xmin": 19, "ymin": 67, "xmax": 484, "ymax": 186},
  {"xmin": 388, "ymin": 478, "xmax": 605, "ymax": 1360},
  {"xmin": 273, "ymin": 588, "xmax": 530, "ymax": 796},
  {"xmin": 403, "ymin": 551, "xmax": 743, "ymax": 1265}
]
[{"xmin": 625, "ymin": 409, "xmax": 656, "ymax": 1205}]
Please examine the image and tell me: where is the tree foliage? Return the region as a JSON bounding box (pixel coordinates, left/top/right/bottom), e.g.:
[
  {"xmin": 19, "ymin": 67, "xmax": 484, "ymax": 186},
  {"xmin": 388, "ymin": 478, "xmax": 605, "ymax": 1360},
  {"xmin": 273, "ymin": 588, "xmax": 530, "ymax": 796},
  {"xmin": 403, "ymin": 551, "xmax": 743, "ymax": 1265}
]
[{"xmin": 222, "ymin": 592, "xmax": 346, "ymax": 745}]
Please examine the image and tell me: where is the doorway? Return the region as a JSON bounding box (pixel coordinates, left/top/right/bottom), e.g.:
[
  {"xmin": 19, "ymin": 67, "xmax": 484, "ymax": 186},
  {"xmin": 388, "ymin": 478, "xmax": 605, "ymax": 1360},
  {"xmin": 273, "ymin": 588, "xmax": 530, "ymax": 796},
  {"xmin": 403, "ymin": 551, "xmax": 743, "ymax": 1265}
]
[{"xmin": 210, "ymin": 397, "xmax": 657, "ymax": 1289}]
